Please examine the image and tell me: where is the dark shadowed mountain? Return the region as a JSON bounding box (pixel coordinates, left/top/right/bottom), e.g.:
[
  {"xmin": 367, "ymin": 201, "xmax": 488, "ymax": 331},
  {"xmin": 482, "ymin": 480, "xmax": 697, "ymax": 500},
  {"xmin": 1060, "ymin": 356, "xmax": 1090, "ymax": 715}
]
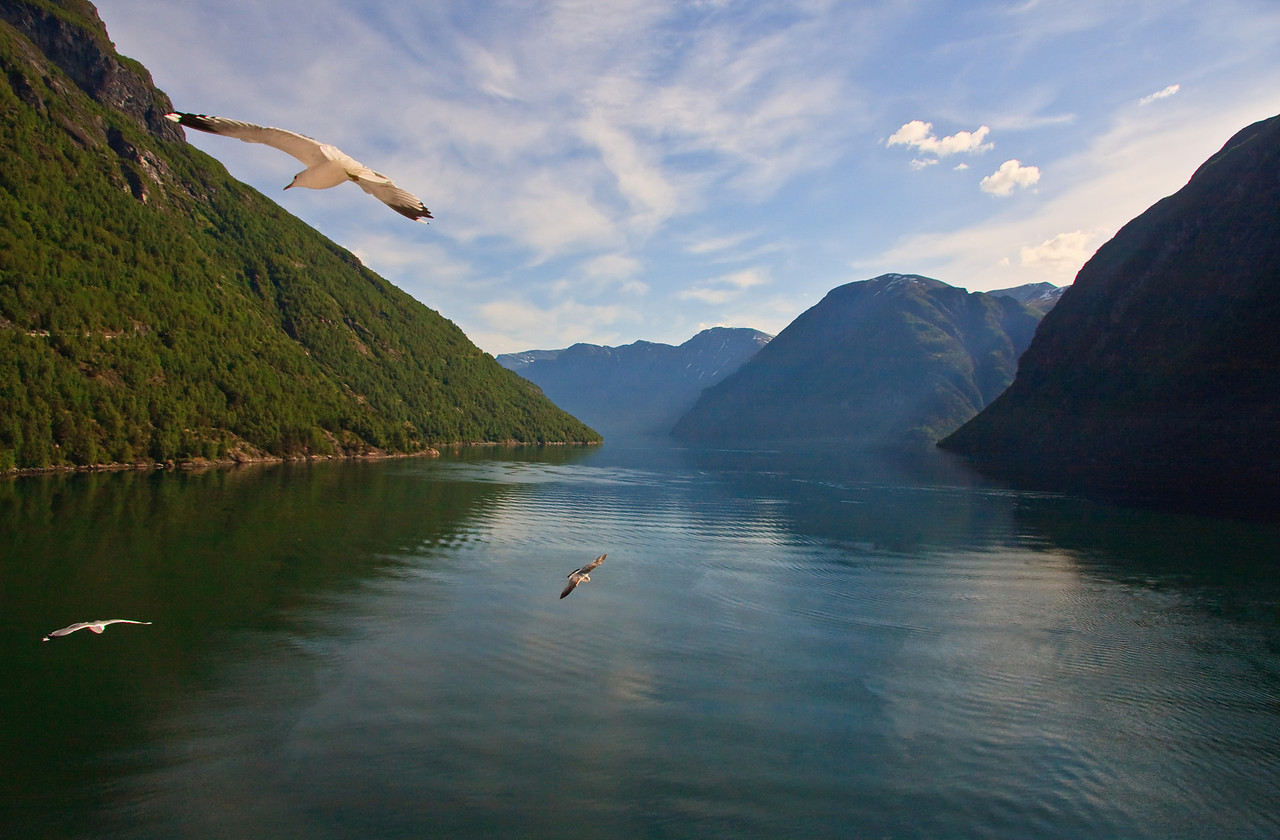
[
  {"xmin": 0, "ymin": 0, "xmax": 598, "ymax": 471},
  {"xmin": 989, "ymin": 282, "xmax": 1066, "ymax": 313},
  {"xmin": 941, "ymin": 113, "xmax": 1280, "ymax": 514},
  {"xmin": 498, "ymin": 327, "xmax": 771, "ymax": 439},
  {"xmin": 670, "ymin": 274, "xmax": 1045, "ymax": 450}
]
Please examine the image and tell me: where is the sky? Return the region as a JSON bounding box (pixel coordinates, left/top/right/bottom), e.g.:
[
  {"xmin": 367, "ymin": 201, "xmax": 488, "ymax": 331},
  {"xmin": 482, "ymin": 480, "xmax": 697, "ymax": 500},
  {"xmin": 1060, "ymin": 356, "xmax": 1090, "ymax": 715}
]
[{"xmin": 93, "ymin": 0, "xmax": 1280, "ymax": 355}]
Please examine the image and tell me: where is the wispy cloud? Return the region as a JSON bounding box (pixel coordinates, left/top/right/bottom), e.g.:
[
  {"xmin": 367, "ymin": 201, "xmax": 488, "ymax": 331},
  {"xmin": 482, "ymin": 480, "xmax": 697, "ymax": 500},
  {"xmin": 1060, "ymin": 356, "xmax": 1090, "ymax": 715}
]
[
  {"xmin": 679, "ymin": 268, "xmax": 770, "ymax": 304},
  {"xmin": 473, "ymin": 297, "xmax": 637, "ymax": 353},
  {"xmin": 979, "ymin": 159, "xmax": 1041, "ymax": 196},
  {"xmin": 684, "ymin": 232, "xmax": 754, "ymax": 255},
  {"xmin": 1139, "ymin": 84, "xmax": 1181, "ymax": 106},
  {"xmin": 584, "ymin": 252, "xmax": 644, "ymax": 281},
  {"xmin": 95, "ymin": 0, "xmax": 1280, "ymax": 352}
]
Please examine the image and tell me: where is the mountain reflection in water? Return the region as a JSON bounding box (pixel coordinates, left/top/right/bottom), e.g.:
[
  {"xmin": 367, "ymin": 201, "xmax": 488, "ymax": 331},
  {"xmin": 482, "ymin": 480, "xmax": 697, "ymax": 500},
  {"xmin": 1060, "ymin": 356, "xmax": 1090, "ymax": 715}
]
[{"xmin": 2, "ymin": 444, "xmax": 1278, "ymax": 839}]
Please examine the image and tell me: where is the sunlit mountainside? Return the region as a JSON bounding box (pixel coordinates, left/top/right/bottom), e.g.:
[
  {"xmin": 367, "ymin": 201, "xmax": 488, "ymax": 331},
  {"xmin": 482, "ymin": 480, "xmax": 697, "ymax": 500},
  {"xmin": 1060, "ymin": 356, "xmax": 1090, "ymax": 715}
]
[{"xmin": 0, "ymin": 0, "xmax": 599, "ymax": 471}]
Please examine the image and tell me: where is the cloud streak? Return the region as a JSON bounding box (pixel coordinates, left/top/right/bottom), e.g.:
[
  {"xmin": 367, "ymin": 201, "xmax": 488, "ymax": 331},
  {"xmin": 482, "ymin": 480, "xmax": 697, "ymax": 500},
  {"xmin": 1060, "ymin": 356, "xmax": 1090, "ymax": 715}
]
[{"xmin": 1139, "ymin": 84, "xmax": 1181, "ymax": 106}]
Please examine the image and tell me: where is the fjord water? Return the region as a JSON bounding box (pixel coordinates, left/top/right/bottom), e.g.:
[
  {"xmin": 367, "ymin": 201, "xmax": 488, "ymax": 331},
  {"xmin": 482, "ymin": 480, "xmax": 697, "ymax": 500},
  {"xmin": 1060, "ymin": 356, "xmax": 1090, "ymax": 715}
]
[{"xmin": 3, "ymin": 445, "xmax": 1278, "ymax": 839}]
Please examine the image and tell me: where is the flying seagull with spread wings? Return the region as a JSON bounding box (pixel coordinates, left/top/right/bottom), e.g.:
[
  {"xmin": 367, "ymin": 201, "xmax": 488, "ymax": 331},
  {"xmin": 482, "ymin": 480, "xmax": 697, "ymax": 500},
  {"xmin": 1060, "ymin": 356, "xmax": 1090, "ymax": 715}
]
[
  {"xmin": 165, "ymin": 112, "xmax": 432, "ymax": 222},
  {"xmin": 42, "ymin": 619, "xmax": 152, "ymax": 642},
  {"xmin": 561, "ymin": 554, "xmax": 606, "ymax": 599}
]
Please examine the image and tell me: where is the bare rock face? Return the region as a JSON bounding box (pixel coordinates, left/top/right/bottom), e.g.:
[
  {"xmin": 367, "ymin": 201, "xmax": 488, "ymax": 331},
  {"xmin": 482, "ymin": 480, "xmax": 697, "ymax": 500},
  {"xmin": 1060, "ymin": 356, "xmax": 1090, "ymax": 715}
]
[
  {"xmin": 941, "ymin": 113, "xmax": 1280, "ymax": 513},
  {"xmin": 0, "ymin": 0, "xmax": 181, "ymax": 140}
]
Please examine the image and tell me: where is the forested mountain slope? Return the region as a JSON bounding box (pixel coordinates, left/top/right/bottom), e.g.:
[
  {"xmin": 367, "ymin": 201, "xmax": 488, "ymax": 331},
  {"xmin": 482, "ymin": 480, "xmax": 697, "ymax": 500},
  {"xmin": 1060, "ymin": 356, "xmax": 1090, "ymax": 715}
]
[{"xmin": 0, "ymin": 0, "xmax": 598, "ymax": 471}]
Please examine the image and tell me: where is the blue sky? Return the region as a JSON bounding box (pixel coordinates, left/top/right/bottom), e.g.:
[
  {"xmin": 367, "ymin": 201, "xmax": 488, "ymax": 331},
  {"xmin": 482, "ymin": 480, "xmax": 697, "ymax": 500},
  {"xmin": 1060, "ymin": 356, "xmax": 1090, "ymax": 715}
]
[{"xmin": 95, "ymin": 0, "xmax": 1280, "ymax": 354}]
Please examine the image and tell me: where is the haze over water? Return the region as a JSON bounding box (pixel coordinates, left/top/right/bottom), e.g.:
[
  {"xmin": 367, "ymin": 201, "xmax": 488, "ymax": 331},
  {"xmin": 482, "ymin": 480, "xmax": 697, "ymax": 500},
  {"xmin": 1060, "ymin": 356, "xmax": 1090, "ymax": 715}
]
[{"xmin": 3, "ymin": 444, "xmax": 1278, "ymax": 838}]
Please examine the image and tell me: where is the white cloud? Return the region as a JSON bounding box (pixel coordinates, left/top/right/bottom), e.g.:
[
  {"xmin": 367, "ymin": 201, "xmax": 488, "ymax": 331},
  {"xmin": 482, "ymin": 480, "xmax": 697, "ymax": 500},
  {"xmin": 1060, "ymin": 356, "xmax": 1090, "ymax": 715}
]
[
  {"xmin": 910, "ymin": 158, "xmax": 939, "ymax": 170},
  {"xmin": 1019, "ymin": 230, "xmax": 1094, "ymax": 268},
  {"xmin": 888, "ymin": 120, "xmax": 994, "ymax": 158},
  {"xmin": 979, "ymin": 159, "xmax": 1041, "ymax": 196},
  {"xmin": 1139, "ymin": 84, "xmax": 1181, "ymax": 106},
  {"xmin": 865, "ymin": 93, "xmax": 1280, "ymax": 292}
]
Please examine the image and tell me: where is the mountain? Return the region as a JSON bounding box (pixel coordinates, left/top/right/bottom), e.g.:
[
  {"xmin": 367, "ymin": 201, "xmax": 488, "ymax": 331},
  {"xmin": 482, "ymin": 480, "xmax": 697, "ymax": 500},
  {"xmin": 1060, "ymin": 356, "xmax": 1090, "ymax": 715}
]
[
  {"xmin": 0, "ymin": 0, "xmax": 598, "ymax": 472},
  {"xmin": 671, "ymin": 274, "xmax": 1045, "ymax": 449},
  {"xmin": 497, "ymin": 327, "xmax": 771, "ymax": 439},
  {"xmin": 498, "ymin": 349, "xmax": 564, "ymax": 370},
  {"xmin": 940, "ymin": 113, "xmax": 1280, "ymax": 511},
  {"xmin": 989, "ymin": 282, "xmax": 1066, "ymax": 313}
]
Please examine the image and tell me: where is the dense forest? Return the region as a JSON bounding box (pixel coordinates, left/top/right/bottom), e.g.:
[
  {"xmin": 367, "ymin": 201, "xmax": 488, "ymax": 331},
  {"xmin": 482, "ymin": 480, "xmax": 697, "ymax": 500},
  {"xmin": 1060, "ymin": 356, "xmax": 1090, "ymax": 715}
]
[{"xmin": 0, "ymin": 1, "xmax": 599, "ymax": 472}]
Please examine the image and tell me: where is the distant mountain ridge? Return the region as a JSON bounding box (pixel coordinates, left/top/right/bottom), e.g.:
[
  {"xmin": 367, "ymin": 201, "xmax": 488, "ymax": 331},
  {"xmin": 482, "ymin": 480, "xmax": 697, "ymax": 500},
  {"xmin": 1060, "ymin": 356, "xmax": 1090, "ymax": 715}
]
[
  {"xmin": 941, "ymin": 113, "xmax": 1280, "ymax": 510},
  {"xmin": 989, "ymin": 282, "xmax": 1066, "ymax": 313},
  {"xmin": 498, "ymin": 327, "xmax": 771, "ymax": 439},
  {"xmin": 0, "ymin": 0, "xmax": 598, "ymax": 471},
  {"xmin": 671, "ymin": 274, "xmax": 1046, "ymax": 449}
]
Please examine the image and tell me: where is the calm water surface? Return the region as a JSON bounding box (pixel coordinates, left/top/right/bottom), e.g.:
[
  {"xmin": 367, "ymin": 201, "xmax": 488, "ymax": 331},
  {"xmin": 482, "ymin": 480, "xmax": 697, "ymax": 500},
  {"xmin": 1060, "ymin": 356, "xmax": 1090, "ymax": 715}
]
[{"xmin": 2, "ymin": 444, "xmax": 1278, "ymax": 838}]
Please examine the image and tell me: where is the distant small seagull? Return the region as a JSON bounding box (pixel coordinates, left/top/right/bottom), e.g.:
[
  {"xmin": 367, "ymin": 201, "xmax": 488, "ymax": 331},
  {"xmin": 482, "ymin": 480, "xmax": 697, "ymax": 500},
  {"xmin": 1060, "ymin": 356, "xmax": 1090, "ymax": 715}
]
[
  {"xmin": 164, "ymin": 112, "xmax": 433, "ymax": 222},
  {"xmin": 42, "ymin": 619, "xmax": 152, "ymax": 642},
  {"xmin": 561, "ymin": 554, "xmax": 606, "ymax": 599}
]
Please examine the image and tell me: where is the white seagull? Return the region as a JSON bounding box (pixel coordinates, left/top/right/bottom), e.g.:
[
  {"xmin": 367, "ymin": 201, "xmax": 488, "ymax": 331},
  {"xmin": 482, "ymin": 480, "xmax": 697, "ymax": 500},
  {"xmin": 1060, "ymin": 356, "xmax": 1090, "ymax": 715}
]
[
  {"xmin": 561, "ymin": 554, "xmax": 606, "ymax": 599},
  {"xmin": 164, "ymin": 112, "xmax": 433, "ymax": 222},
  {"xmin": 42, "ymin": 619, "xmax": 152, "ymax": 642}
]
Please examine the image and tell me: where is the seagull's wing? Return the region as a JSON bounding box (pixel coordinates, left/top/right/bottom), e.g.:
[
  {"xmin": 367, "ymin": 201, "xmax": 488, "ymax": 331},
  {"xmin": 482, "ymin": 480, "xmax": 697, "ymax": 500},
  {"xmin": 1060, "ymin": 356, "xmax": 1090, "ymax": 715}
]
[
  {"xmin": 560, "ymin": 579, "xmax": 580, "ymax": 598},
  {"xmin": 349, "ymin": 167, "xmax": 433, "ymax": 222},
  {"xmin": 101, "ymin": 619, "xmax": 152, "ymax": 628},
  {"xmin": 166, "ymin": 113, "xmax": 329, "ymax": 167},
  {"xmin": 580, "ymin": 554, "xmax": 607, "ymax": 573},
  {"xmin": 47, "ymin": 622, "xmax": 91, "ymax": 637}
]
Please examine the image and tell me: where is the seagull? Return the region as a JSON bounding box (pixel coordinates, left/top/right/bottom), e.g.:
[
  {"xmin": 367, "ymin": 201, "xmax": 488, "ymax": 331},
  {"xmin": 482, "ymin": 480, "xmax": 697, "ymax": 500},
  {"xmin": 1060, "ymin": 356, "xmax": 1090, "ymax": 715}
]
[
  {"xmin": 42, "ymin": 619, "xmax": 152, "ymax": 641},
  {"xmin": 164, "ymin": 112, "xmax": 433, "ymax": 222},
  {"xmin": 561, "ymin": 554, "xmax": 606, "ymax": 599}
]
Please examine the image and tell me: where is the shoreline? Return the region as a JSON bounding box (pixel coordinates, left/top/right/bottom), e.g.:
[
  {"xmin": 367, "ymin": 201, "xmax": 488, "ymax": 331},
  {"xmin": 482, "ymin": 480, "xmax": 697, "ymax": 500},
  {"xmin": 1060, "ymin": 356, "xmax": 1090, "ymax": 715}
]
[{"xmin": 1, "ymin": 439, "xmax": 603, "ymax": 479}]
